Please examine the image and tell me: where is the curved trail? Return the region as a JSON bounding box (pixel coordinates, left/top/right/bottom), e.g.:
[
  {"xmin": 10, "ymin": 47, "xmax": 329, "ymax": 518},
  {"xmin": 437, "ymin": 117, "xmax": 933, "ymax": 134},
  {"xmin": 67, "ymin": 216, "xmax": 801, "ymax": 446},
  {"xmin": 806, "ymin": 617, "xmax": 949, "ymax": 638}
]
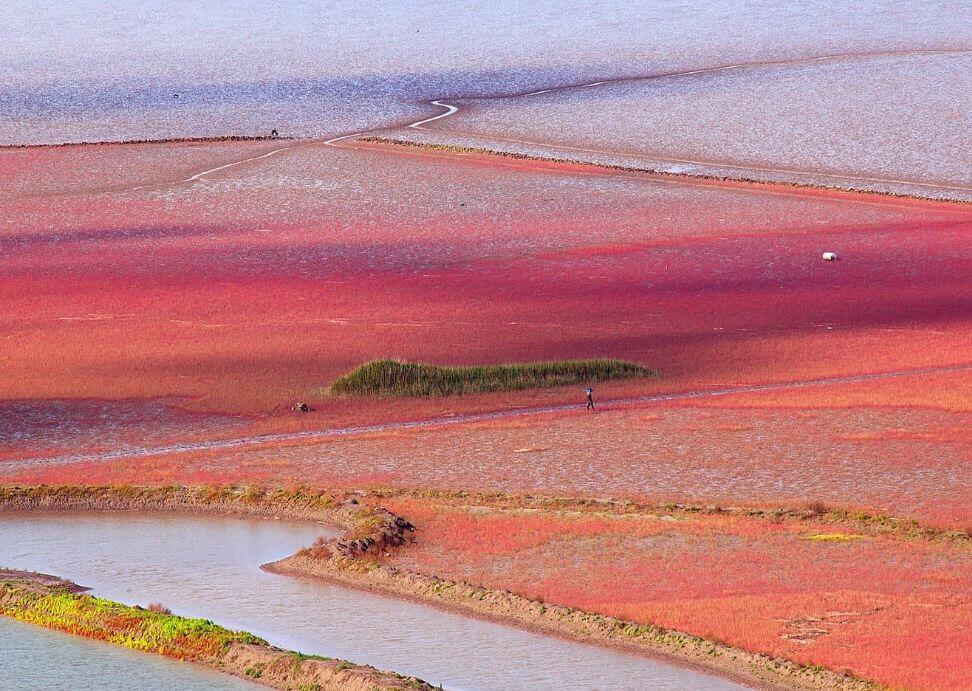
[
  {"xmin": 5, "ymin": 363, "xmax": 969, "ymax": 470},
  {"xmin": 185, "ymin": 144, "xmax": 298, "ymax": 182},
  {"xmin": 407, "ymin": 100, "xmax": 460, "ymax": 129},
  {"xmin": 128, "ymin": 141, "xmax": 300, "ymax": 191}
]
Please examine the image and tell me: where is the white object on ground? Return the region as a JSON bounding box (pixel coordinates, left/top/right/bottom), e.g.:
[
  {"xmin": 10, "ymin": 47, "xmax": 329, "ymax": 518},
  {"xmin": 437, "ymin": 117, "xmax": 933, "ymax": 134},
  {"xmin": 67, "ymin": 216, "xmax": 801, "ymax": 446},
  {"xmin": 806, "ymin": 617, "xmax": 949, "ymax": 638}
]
[{"xmin": 822, "ymin": 251, "xmax": 839, "ymax": 261}]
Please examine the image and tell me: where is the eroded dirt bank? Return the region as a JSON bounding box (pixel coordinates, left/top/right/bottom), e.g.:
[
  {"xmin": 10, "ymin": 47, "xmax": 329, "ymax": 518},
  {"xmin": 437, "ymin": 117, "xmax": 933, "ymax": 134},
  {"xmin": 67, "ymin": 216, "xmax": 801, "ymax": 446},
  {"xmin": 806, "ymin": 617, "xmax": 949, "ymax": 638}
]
[
  {"xmin": 265, "ymin": 555, "xmax": 871, "ymax": 691},
  {"xmin": 0, "ymin": 568, "xmax": 432, "ymax": 690},
  {"xmin": 0, "ymin": 484, "xmax": 359, "ymax": 523}
]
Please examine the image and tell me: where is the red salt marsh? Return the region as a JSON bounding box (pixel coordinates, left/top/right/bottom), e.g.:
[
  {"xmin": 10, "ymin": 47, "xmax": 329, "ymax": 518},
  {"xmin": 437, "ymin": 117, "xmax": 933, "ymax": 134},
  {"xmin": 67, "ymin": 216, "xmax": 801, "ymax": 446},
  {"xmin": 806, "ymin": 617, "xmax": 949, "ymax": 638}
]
[
  {"xmin": 1, "ymin": 140, "xmax": 969, "ymax": 524},
  {"xmin": 369, "ymin": 497, "xmax": 972, "ymax": 691},
  {"xmin": 0, "ymin": 143, "xmax": 972, "ymax": 413},
  {"xmin": 5, "ymin": 4, "xmax": 971, "ymax": 688},
  {"xmin": 5, "ymin": 366, "xmax": 969, "ymax": 527},
  {"xmin": 3, "ymin": 136, "xmax": 969, "ymax": 690}
]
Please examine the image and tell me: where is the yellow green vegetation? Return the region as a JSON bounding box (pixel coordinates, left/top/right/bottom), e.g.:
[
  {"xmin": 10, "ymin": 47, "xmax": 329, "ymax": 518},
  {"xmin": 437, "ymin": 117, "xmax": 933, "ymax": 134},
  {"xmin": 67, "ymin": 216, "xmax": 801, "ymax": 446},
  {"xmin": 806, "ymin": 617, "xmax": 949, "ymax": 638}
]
[
  {"xmin": 0, "ymin": 574, "xmax": 435, "ymax": 689},
  {"xmin": 330, "ymin": 359, "xmax": 655, "ymax": 397},
  {"xmin": 804, "ymin": 533, "xmax": 868, "ymax": 542},
  {"xmin": 0, "ymin": 587, "xmax": 262, "ymax": 659}
]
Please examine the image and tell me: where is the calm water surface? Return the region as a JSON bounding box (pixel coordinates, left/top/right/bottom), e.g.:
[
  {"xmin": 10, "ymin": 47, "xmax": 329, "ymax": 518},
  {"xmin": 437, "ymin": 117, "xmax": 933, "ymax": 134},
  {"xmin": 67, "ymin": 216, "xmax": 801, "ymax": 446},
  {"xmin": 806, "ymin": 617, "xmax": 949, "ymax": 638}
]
[
  {"xmin": 0, "ymin": 616, "xmax": 256, "ymax": 690},
  {"xmin": 0, "ymin": 512, "xmax": 747, "ymax": 690}
]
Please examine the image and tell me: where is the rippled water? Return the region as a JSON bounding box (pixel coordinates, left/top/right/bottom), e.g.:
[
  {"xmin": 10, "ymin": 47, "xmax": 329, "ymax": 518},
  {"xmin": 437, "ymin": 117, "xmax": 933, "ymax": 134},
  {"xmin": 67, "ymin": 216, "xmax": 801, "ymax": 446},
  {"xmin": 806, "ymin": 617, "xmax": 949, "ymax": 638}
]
[
  {"xmin": 0, "ymin": 616, "xmax": 256, "ymax": 690},
  {"xmin": 0, "ymin": 512, "xmax": 746, "ymax": 690}
]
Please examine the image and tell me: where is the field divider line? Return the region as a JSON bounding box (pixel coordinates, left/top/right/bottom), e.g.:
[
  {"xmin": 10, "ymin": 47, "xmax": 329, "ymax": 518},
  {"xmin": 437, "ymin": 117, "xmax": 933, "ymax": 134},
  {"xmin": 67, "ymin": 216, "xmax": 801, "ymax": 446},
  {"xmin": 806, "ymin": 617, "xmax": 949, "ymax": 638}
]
[{"xmin": 5, "ymin": 363, "xmax": 970, "ymax": 470}]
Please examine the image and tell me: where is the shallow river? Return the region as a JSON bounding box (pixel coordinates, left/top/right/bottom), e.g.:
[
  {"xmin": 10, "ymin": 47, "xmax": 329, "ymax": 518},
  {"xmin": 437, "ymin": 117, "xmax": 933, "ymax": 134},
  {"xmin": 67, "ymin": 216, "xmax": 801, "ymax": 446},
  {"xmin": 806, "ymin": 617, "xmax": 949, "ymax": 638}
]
[
  {"xmin": 0, "ymin": 512, "xmax": 746, "ymax": 690},
  {"xmin": 0, "ymin": 616, "xmax": 257, "ymax": 690}
]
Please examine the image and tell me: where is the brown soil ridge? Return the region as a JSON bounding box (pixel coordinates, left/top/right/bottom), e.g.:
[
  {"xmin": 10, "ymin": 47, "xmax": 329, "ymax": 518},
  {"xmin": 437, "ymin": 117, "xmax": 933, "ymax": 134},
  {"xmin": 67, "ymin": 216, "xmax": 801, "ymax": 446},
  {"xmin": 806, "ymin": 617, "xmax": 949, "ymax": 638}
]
[
  {"xmin": 4, "ymin": 484, "xmax": 960, "ymax": 548},
  {"xmin": 265, "ymin": 554, "xmax": 874, "ymax": 691},
  {"xmin": 0, "ymin": 568, "xmax": 90, "ymax": 594},
  {"xmin": 219, "ymin": 643, "xmax": 429, "ymax": 690},
  {"xmin": 357, "ymin": 137, "xmax": 972, "ymax": 207},
  {"xmin": 0, "ymin": 570, "xmax": 432, "ymax": 691},
  {"xmin": 0, "ymin": 484, "xmax": 362, "ymax": 526},
  {"xmin": 365, "ymin": 488, "xmax": 972, "ymax": 546},
  {"xmin": 1, "ymin": 135, "xmax": 294, "ymax": 150}
]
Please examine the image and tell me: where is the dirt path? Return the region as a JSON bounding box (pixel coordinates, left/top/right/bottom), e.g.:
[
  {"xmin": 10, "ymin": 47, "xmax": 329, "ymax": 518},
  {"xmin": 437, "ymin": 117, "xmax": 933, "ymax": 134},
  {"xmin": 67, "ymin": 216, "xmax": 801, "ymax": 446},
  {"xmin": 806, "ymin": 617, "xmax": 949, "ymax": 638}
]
[{"xmin": 6, "ymin": 363, "xmax": 969, "ymax": 469}]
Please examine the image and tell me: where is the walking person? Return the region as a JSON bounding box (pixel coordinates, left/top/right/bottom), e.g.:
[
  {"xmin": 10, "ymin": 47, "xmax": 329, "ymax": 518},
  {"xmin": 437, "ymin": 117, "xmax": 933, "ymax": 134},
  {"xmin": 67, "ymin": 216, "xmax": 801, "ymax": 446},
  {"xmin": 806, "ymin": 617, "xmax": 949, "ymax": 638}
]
[{"xmin": 585, "ymin": 387, "xmax": 595, "ymax": 411}]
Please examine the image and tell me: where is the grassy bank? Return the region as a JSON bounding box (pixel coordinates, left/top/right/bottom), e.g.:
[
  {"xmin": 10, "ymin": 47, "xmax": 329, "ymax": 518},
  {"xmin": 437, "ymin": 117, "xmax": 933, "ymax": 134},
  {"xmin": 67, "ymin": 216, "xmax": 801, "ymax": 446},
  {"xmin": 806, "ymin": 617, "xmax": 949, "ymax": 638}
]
[
  {"xmin": 1, "ymin": 583, "xmax": 262, "ymax": 658},
  {"xmin": 330, "ymin": 359, "xmax": 655, "ymax": 397},
  {"xmin": 0, "ymin": 569, "xmax": 432, "ymax": 690}
]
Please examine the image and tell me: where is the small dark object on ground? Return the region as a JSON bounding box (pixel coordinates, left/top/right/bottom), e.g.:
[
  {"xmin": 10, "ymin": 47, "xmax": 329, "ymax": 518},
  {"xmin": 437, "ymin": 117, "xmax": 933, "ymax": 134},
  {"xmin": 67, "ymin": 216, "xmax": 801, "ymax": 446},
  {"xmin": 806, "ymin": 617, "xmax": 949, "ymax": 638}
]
[
  {"xmin": 293, "ymin": 401, "xmax": 310, "ymax": 412},
  {"xmin": 270, "ymin": 128, "xmax": 279, "ymax": 138}
]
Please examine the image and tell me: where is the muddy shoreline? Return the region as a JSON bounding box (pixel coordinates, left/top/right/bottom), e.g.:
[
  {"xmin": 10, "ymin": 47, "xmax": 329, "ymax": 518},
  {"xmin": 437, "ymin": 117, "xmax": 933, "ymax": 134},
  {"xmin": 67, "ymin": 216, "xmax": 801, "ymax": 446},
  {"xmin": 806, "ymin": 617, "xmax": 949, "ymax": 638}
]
[
  {"xmin": 262, "ymin": 557, "xmax": 770, "ymax": 690},
  {"xmin": 358, "ymin": 137, "xmax": 972, "ymax": 206},
  {"xmin": 264, "ymin": 556, "xmax": 871, "ymax": 691},
  {"xmin": 0, "ymin": 485, "xmax": 883, "ymax": 690}
]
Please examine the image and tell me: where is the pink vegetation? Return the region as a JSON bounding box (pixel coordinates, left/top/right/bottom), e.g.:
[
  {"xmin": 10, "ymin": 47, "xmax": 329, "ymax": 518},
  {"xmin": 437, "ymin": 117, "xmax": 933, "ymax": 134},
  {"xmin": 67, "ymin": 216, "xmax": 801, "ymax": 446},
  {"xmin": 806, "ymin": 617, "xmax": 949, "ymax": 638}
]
[{"xmin": 378, "ymin": 499, "xmax": 972, "ymax": 690}]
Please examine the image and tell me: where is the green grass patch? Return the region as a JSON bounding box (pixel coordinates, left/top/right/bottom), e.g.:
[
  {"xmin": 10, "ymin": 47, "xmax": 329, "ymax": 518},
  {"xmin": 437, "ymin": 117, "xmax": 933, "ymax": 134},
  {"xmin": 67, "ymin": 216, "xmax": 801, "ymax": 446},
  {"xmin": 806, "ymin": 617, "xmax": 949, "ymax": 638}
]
[{"xmin": 330, "ymin": 359, "xmax": 656, "ymax": 398}]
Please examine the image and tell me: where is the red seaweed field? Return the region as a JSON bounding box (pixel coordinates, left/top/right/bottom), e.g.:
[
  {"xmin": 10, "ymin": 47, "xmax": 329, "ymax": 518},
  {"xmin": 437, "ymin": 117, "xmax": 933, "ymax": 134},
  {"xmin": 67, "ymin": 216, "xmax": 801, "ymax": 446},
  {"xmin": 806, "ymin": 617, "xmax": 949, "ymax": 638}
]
[
  {"xmin": 2, "ymin": 129, "xmax": 969, "ymax": 690},
  {"xmin": 3, "ymin": 3, "xmax": 970, "ymax": 689}
]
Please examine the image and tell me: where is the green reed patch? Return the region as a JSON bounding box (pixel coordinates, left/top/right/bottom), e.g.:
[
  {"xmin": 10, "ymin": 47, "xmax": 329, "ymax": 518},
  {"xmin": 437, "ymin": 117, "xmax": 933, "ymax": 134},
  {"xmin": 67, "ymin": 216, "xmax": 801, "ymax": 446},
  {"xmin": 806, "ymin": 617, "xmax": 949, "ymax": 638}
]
[{"xmin": 330, "ymin": 359, "xmax": 656, "ymax": 398}]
